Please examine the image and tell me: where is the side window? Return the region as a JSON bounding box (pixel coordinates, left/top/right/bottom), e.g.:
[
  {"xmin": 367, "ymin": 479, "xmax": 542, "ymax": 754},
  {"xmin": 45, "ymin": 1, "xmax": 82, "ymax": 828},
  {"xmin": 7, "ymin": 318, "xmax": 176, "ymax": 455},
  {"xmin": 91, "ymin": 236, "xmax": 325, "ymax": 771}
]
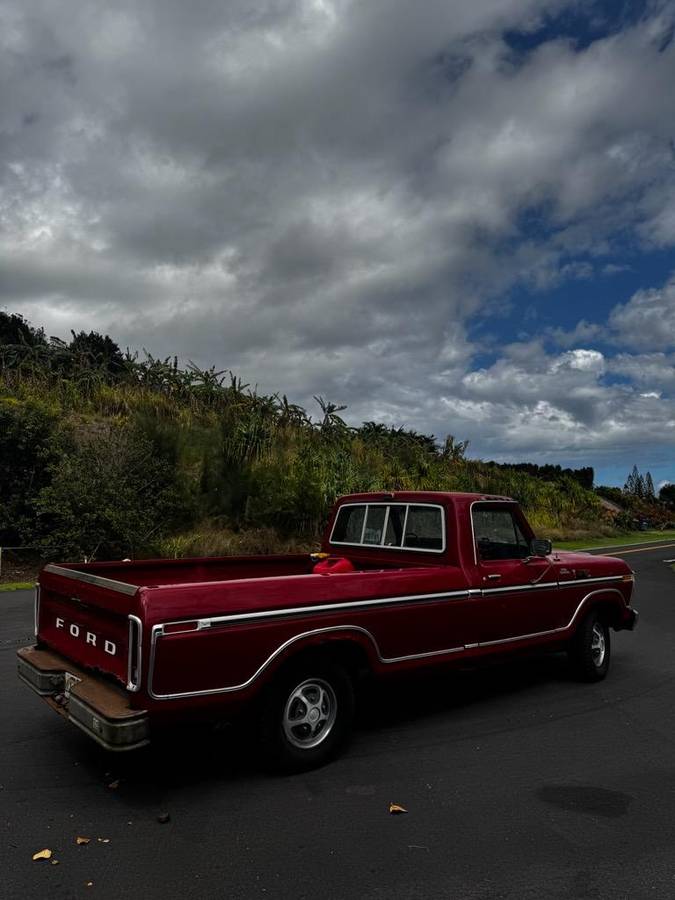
[
  {"xmin": 331, "ymin": 505, "xmax": 366, "ymax": 543},
  {"xmin": 331, "ymin": 502, "xmax": 445, "ymax": 552},
  {"xmin": 404, "ymin": 505, "xmax": 443, "ymax": 550},
  {"xmin": 363, "ymin": 506, "xmax": 387, "ymax": 545},
  {"xmin": 384, "ymin": 505, "xmax": 406, "ymax": 546},
  {"xmin": 473, "ymin": 508, "xmax": 530, "ymax": 561}
]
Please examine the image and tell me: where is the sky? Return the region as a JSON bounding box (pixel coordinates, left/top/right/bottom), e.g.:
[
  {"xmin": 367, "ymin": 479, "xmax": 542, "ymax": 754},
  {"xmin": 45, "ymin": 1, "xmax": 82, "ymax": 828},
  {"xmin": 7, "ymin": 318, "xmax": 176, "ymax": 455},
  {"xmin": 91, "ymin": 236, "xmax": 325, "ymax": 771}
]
[{"xmin": 2, "ymin": 0, "xmax": 675, "ymax": 487}]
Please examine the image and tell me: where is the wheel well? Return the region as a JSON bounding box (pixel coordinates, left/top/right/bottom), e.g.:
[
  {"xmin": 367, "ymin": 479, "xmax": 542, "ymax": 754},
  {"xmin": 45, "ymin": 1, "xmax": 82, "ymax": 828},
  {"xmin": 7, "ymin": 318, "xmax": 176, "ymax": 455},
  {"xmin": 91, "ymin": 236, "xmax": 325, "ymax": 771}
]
[
  {"xmin": 274, "ymin": 638, "xmax": 372, "ymax": 682},
  {"xmin": 585, "ymin": 599, "xmax": 622, "ymax": 630}
]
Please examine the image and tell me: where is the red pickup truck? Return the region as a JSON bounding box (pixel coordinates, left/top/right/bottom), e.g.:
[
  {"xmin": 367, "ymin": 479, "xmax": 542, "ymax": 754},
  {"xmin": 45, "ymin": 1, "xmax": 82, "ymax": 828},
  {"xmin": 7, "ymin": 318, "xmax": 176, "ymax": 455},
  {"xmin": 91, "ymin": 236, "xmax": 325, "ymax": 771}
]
[{"xmin": 18, "ymin": 491, "xmax": 638, "ymax": 770}]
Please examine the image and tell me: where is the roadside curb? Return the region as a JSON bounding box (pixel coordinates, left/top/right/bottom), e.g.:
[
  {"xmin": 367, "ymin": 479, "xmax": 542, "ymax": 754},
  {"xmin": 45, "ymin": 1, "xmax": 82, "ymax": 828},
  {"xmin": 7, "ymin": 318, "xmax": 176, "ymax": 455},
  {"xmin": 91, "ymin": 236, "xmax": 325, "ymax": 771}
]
[{"xmin": 567, "ymin": 539, "xmax": 675, "ymax": 554}]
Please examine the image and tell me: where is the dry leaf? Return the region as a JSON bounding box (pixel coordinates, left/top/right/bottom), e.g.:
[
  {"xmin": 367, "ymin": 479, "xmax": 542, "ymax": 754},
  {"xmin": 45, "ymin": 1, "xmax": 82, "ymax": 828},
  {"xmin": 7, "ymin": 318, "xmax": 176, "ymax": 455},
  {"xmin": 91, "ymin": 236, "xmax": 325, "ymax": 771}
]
[
  {"xmin": 76, "ymin": 836, "xmax": 90, "ymax": 845},
  {"xmin": 32, "ymin": 849, "xmax": 52, "ymax": 861},
  {"xmin": 389, "ymin": 803, "xmax": 408, "ymax": 815},
  {"xmin": 86, "ymin": 882, "xmax": 94, "ymax": 888},
  {"xmin": 50, "ymin": 860, "xmax": 60, "ymax": 866},
  {"xmin": 97, "ymin": 838, "xmax": 110, "ymax": 844}
]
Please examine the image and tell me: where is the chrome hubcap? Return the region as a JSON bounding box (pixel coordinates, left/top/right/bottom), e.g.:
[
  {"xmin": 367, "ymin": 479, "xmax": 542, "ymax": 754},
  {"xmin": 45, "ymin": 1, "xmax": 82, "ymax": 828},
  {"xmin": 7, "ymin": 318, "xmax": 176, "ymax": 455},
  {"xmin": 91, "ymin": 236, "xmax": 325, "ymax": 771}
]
[
  {"xmin": 283, "ymin": 678, "xmax": 337, "ymax": 749},
  {"xmin": 591, "ymin": 623, "xmax": 606, "ymax": 667}
]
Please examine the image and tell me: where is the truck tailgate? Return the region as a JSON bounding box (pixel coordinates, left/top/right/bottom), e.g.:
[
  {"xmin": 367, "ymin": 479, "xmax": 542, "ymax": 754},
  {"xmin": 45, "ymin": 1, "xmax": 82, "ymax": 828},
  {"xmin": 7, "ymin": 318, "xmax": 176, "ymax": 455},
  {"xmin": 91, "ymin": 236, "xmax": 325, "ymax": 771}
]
[{"xmin": 37, "ymin": 567, "xmax": 140, "ymax": 688}]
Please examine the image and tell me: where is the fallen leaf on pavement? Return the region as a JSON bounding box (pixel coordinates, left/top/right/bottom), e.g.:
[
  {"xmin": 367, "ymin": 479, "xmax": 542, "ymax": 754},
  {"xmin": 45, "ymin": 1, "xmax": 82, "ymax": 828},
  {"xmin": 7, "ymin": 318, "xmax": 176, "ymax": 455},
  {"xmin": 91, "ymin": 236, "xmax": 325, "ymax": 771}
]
[
  {"xmin": 389, "ymin": 803, "xmax": 408, "ymax": 815},
  {"xmin": 32, "ymin": 849, "xmax": 52, "ymax": 861},
  {"xmin": 97, "ymin": 838, "xmax": 110, "ymax": 843},
  {"xmin": 76, "ymin": 836, "xmax": 90, "ymax": 845},
  {"xmin": 51, "ymin": 859, "xmax": 60, "ymax": 866}
]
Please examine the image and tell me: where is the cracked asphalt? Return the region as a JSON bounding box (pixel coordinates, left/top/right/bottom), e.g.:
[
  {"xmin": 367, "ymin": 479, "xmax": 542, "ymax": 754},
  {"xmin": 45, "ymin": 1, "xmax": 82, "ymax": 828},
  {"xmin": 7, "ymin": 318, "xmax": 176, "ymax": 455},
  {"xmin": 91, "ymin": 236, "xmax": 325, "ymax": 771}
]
[{"xmin": 2, "ymin": 545, "xmax": 675, "ymax": 899}]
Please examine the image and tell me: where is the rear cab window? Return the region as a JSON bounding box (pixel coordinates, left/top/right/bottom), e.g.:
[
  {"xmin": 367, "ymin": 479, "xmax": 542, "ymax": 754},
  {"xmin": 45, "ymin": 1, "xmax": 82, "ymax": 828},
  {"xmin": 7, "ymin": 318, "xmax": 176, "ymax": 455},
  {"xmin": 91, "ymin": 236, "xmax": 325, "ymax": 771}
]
[{"xmin": 330, "ymin": 502, "xmax": 445, "ymax": 553}]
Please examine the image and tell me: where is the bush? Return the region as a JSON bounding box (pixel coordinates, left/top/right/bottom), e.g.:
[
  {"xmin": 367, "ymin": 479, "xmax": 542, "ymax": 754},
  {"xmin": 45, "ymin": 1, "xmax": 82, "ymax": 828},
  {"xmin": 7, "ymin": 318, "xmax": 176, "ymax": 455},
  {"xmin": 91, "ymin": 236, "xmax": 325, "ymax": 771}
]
[
  {"xmin": 33, "ymin": 424, "xmax": 193, "ymax": 560},
  {"xmin": 0, "ymin": 397, "xmax": 60, "ymax": 544}
]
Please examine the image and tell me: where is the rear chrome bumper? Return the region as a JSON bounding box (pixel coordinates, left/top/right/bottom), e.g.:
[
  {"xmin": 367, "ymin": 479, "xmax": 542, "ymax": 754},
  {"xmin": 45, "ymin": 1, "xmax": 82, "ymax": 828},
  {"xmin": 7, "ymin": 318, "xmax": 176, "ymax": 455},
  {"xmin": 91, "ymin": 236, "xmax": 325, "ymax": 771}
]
[{"xmin": 17, "ymin": 646, "xmax": 150, "ymax": 752}]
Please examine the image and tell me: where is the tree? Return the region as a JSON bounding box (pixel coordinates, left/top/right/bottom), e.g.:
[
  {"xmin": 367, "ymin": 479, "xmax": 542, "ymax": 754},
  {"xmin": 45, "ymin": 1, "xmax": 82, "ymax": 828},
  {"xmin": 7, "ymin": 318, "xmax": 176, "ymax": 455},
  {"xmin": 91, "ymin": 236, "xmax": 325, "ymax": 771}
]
[
  {"xmin": 68, "ymin": 330, "xmax": 126, "ymax": 379},
  {"xmin": 659, "ymin": 483, "xmax": 675, "ymax": 508},
  {"xmin": 0, "ymin": 311, "xmax": 46, "ymax": 347},
  {"xmin": 313, "ymin": 396, "xmax": 349, "ymax": 433},
  {"xmin": 645, "ymin": 471, "xmax": 656, "ymax": 500},
  {"xmin": 624, "ymin": 465, "xmax": 646, "ymax": 498},
  {"xmin": 442, "ymin": 434, "xmax": 470, "ymax": 462},
  {"xmin": 595, "ymin": 485, "xmax": 626, "ymax": 507},
  {"xmin": 0, "ymin": 398, "xmax": 60, "ymax": 544},
  {"xmin": 34, "ymin": 425, "xmax": 190, "ymax": 559}
]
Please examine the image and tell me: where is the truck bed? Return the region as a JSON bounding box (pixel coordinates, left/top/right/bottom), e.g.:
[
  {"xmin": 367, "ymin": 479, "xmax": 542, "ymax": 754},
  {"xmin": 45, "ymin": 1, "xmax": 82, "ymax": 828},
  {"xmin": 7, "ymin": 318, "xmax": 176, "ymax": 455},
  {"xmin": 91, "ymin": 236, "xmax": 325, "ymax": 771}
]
[
  {"xmin": 45, "ymin": 551, "xmax": 423, "ymax": 590},
  {"xmin": 46, "ymin": 554, "xmax": 316, "ymax": 588}
]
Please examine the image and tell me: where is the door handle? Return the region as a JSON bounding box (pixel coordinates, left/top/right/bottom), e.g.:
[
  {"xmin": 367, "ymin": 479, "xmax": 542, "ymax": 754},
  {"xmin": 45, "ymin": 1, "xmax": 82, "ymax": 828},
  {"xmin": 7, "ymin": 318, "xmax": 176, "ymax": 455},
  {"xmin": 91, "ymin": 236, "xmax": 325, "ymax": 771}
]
[{"xmin": 483, "ymin": 574, "xmax": 501, "ymax": 581}]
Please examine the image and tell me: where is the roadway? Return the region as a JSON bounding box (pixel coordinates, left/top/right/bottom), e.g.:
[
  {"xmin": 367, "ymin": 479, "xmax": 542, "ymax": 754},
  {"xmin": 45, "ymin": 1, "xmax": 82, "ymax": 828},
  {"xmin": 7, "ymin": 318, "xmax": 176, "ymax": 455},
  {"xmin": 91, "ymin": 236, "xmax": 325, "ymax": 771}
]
[{"xmin": 2, "ymin": 544, "xmax": 675, "ymax": 899}]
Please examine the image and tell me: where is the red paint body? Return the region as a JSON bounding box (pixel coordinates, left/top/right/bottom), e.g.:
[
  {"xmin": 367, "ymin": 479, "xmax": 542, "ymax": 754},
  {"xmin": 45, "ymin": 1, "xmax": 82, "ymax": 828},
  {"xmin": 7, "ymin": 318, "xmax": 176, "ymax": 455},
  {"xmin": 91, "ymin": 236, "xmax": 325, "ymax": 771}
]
[{"xmin": 28, "ymin": 492, "xmax": 637, "ymax": 730}]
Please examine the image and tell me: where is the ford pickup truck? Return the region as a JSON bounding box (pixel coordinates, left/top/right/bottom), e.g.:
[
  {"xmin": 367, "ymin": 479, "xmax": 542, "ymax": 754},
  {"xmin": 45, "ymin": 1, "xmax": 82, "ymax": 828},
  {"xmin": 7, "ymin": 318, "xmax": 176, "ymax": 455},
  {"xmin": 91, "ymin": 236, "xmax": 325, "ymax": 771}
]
[{"xmin": 17, "ymin": 491, "xmax": 638, "ymax": 770}]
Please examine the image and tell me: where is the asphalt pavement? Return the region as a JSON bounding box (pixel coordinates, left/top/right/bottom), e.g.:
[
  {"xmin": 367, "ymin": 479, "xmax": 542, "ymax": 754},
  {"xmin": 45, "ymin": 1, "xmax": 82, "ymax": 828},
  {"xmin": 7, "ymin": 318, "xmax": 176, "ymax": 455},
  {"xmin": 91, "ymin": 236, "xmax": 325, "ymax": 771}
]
[{"xmin": 2, "ymin": 546, "xmax": 675, "ymax": 899}]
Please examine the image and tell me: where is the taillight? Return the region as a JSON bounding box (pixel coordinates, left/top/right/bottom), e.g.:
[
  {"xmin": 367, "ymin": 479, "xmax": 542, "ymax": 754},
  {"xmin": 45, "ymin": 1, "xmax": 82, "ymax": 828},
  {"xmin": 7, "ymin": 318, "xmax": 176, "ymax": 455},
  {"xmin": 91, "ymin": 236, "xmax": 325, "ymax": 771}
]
[
  {"xmin": 34, "ymin": 584, "xmax": 40, "ymax": 637},
  {"xmin": 127, "ymin": 615, "xmax": 143, "ymax": 692}
]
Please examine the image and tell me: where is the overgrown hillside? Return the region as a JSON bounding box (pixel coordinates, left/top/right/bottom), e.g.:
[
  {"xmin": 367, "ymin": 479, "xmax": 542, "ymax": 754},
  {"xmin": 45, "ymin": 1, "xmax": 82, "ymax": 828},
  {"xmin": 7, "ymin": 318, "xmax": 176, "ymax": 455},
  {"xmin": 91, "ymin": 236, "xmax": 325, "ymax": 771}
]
[{"xmin": 0, "ymin": 312, "xmax": 609, "ymax": 561}]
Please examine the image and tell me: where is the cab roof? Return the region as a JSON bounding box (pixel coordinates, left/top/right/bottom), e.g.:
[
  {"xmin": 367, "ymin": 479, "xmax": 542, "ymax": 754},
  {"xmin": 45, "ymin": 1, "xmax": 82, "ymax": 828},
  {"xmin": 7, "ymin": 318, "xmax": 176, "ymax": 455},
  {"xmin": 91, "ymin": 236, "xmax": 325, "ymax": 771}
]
[{"xmin": 336, "ymin": 491, "xmax": 515, "ymax": 504}]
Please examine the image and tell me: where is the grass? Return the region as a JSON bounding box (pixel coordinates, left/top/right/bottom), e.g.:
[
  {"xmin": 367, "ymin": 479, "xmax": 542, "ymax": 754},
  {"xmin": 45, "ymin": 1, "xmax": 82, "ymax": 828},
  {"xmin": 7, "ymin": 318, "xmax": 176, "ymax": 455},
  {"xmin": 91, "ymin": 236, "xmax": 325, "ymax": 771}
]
[
  {"xmin": 0, "ymin": 582, "xmax": 34, "ymax": 592},
  {"xmin": 555, "ymin": 530, "xmax": 675, "ymax": 551}
]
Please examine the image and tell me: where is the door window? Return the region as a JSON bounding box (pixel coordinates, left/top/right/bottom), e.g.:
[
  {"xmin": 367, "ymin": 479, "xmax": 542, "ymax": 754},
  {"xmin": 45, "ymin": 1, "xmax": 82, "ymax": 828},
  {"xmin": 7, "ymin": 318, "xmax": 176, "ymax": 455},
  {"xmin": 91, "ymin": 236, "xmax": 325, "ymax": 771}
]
[{"xmin": 472, "ymin": 508, "xmax": 530, "ymax": 561}]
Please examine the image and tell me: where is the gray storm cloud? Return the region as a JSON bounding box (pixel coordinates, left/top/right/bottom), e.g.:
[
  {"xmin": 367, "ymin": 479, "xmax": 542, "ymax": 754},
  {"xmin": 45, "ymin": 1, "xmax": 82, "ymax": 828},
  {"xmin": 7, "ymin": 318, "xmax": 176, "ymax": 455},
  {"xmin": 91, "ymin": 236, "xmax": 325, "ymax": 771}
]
[{"xmin": 2, "ymin": 0, "xmax": 675, "ymax": 466}]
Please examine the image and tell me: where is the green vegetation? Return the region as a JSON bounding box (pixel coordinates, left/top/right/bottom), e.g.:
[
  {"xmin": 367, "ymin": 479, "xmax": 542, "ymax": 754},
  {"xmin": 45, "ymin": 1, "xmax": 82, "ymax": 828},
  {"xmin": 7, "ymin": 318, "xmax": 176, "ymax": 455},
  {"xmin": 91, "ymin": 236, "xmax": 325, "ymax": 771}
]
[
  {"xmin": 555, "ymin": 531, "xmax": 675, "ymax": 551},
  {"xmin": 0, "ymin": 582, "xmax": 34, "ymax": 592},
  {"xmin": 0, "ymin": 311, "xmax": 668, "ymax": 561}
]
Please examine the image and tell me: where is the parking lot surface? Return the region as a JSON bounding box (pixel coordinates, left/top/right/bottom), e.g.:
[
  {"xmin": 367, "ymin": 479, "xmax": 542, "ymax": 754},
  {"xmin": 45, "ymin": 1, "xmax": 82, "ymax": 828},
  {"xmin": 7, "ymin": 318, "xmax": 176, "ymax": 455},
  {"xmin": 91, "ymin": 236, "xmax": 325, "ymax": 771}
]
[{"xmin": 2, "ymin": 545, "xmax": 675, "ymax": 899}]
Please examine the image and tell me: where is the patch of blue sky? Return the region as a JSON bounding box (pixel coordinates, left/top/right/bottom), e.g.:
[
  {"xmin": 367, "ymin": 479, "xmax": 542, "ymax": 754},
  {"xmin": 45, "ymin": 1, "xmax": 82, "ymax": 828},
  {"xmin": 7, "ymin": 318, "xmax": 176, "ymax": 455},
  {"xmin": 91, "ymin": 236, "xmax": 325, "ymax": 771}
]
[
  {"xmin": 503, "ymin": 0, "xmax": 652, "ymax": 56},
  {"xmin": 469, "ymin": 246, "xmax": 675, "ymax": 351},
  {"xmin": 600, "ymin": 372, "xmax": 633, "ymax": 388},
  {"xmin": 594, "ymin": 461, "xmax": 673, "ymax": 489}
]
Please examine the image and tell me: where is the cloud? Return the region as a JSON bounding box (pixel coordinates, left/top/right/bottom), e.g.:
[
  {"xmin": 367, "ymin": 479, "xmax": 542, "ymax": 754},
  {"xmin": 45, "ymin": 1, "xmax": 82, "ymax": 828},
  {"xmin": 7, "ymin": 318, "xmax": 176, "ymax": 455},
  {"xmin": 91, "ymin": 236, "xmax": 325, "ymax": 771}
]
[
  {"xmin": 609, "ymin": 275, "xmax": 675, "ymax": 351},
  {"xmin": 608, "ymin": 352, "xmax": 675, "ymax": 387},
  {"xmin": 436, "ymin": 341, "xmax": 675, "ymax": 459},
  {"xmin": 2, "ymin": 1, "xmax": 675, "ymax": 470},
  {"xmin": 549, "ymin": 320, "xmax": 603, "ymax": 348}
]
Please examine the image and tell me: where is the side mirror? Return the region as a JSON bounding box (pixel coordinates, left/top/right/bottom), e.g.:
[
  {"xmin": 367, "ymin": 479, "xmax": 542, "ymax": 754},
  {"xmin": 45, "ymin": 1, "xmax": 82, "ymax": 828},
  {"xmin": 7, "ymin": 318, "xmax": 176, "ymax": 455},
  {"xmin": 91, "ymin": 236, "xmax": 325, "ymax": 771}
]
[{"xmin": 530, "ymin": 538, "xmax": 552, "ymax": 557}]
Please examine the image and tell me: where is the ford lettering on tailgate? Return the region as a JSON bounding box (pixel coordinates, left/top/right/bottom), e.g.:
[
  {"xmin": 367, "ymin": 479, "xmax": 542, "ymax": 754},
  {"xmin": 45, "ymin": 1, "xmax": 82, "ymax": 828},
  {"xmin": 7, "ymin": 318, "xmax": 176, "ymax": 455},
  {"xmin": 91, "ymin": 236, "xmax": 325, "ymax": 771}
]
[{"xmin": 55, "ymin": 617, "xmax": 117, "ymax": 655}]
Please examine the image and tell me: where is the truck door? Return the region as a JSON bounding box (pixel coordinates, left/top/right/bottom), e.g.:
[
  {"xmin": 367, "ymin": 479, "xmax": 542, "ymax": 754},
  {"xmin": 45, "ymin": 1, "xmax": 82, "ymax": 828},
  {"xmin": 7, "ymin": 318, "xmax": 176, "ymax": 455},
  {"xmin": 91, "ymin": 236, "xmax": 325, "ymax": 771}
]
[{"xmin": 470, "ymin": 503, "xmax": 564, "ymax": 645}]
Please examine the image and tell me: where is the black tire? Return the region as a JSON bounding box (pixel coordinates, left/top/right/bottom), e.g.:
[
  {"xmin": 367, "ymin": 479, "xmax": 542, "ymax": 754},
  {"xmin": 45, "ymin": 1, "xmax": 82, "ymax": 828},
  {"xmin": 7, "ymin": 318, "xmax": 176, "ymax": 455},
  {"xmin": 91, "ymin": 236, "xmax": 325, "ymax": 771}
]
[
  {"xmin": 568, "ymin": 611, "xmax": 611, "ymax": 682},
  {"xmin": 257, "ymin": 660, "xmax": 355, "ymax": 773}
]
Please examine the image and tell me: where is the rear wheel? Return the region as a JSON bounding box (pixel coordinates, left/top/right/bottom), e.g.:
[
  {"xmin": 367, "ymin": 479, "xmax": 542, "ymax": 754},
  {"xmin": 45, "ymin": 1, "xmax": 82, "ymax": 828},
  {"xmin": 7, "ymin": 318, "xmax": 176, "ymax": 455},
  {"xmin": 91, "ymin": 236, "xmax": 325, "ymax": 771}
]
[
  {"xmin": 568, "ymin": 611, "xmax": 611, "ymax": 681},
  {"xmin": 258, "ymin": 660, "xmax": 355, "ymax": 772}
]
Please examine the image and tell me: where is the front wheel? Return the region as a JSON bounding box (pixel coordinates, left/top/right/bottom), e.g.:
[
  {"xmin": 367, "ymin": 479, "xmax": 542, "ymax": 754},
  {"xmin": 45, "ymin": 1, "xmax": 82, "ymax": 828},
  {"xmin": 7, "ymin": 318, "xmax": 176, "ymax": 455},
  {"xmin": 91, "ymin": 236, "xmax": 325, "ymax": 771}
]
[
  {"xmin": 568, "ymin": 612, "xmax": 611, "ymax": 681},
  {"xmin": 257, "ymin": 661, "xmax": 355, "ymax": 772}
]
